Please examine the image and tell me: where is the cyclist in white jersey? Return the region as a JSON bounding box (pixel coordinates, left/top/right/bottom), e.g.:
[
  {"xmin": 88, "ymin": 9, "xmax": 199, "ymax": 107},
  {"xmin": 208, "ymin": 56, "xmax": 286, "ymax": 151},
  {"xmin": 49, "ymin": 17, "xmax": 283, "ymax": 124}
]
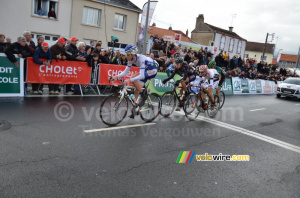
[
  {"xmin": 198, "ymin": 65, "xmax": 219, "ymax": 106},
  {"xmin": 111, "ymin": 45, "xmax": 158, "ymax": 106}
]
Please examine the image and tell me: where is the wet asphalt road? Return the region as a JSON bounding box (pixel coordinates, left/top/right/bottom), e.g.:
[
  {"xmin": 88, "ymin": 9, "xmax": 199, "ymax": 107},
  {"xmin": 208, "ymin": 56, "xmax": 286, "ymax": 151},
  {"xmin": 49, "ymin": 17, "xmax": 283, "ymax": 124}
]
[{"xmin": 0, "ymin": 95, "xmax": 299, "ymax": 198}]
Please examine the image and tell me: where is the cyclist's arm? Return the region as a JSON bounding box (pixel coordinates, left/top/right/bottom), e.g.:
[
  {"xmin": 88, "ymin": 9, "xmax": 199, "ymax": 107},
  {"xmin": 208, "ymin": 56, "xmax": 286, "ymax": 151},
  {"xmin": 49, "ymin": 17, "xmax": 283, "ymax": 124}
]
[
  {"xmin": 117, "ymin": 64, "xmax": 131, "ymax": 79},
  {"xmin": 130, "ymin": 66, "xmax": 145, "ymax": 82},
  {"xmin": 164, "ymin": 68, "xmax": 176, "ymax": 82}
]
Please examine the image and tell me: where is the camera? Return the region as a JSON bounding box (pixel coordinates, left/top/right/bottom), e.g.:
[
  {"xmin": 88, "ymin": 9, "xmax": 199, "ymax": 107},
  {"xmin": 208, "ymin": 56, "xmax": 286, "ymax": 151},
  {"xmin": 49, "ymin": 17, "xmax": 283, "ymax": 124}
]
[{"xmin": 111, "ymin": 36, "xmax": 119, "ymax": 43}]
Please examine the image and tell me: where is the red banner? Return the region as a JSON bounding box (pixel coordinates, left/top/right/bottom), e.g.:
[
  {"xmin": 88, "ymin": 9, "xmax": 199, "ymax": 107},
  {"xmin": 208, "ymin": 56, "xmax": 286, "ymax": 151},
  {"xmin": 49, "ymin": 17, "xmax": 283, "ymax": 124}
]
[
  {"xmin": 26, "ymin": 57, "xmax": 92, "ymax": 84},
  {"xmin": 99, "ymin": 64, "xmax": 139, "ymax": 85}
]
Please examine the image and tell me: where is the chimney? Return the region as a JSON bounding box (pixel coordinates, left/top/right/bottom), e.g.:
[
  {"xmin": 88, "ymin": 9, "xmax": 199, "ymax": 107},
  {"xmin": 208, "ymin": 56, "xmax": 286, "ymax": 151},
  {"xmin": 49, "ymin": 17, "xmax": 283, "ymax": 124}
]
[
  {"xmin": 168, "ymin": 26, "xmax": 172, "ymax": 30},
  {"xmin": 152, "ymin": 22, "xmax": 156, "ymax": 27},
  {"xmin": 229, "ymin": 26, "xmax": 233, "ymax": 32},
  {"xmin": 195, "ymin": 14, "xmax": 205, "ymax": 30},
  {"xmin": 186, "ymin": 29, "xmax": 189, "ymax": 37}
]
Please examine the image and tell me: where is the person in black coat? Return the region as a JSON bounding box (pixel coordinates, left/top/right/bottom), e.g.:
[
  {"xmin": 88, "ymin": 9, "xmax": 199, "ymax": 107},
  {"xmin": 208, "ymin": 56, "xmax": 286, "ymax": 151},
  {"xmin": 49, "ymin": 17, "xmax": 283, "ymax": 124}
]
[{"xmin": 5, "ymin": 37, "xmax": 31, "ymax": 67}]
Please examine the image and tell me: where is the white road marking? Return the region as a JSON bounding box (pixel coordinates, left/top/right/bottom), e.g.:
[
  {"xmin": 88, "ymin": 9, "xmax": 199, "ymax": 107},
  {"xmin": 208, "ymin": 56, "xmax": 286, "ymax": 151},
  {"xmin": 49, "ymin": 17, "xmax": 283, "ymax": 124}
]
[
  {"xmin": 84, "ymin": 123, "xmax": 156, "ymax": 133},
  {"xmin": 172, "ymin": 110, "xmax": 300, "ymax": 154},
  {"xmin": 249, "ymin": 108, "xmax": 266, "ymax": 112}
]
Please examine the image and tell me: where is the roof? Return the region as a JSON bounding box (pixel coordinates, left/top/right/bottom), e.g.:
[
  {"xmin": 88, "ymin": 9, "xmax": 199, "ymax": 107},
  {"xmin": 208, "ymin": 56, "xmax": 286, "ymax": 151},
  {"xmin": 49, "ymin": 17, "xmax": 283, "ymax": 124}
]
[
  {"xmin": 246, "ymin": 41, "xmax": 275, "ymax": 54},
  {"xmin": 205, "ymin": 23, "xmax": 247, "ymax": 41},
  {"xmin": 146, "ymin": 25, "xmax": 194, "ymax": 43},
  {"xmin": 96, "ymin": 0, "xmax": 142, "ymax": 12},
  {"xmin": 280, "ymin": 54, "xmax": 298, "ymax": 62}
]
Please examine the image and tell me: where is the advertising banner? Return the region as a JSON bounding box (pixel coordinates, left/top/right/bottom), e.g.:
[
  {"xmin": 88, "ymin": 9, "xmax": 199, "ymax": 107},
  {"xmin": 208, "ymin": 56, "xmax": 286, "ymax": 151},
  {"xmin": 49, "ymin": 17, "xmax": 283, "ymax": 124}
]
[
  {"xmin": 26, "ymin": 57, "xmax": 91, "ymax": 84},
  {"xmin": 163, "ymin": 35, "xmax": 174, "ymax": 42},
  {"xmin": 98, "ymin": 64, "xmax": 139, "ymax": 85},
  {"xmin": 232, "ymin": 77, "xmax": 242, "ymax": 94},
  {"xmin": 261, "ymin": 80, "xmax": 274, "ymax": 94},
  {"xmin": 221, "ymin": 78, "xmax": 233, "ymax": 95},
  {"xmin": 255, "ymin": 80, "xmax": 262, "ymax": 94},
  {"xmin": 0, "ymin": 53, "xmax": 24, "ymax": 97},
  {"xmin": 248, "ymin": 79, "xmax": 257, "ymax": 94},
  {"xmin": 148, "ymin": 72, "xmax": 181, "ymax": 95}
]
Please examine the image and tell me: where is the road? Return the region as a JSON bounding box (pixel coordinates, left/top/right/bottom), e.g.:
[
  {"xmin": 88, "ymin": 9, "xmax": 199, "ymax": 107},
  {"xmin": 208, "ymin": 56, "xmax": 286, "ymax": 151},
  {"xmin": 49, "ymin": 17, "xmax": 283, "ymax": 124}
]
[{"xmin": 0, "ymin": 95, "xmax": 299, "ymax": 198}]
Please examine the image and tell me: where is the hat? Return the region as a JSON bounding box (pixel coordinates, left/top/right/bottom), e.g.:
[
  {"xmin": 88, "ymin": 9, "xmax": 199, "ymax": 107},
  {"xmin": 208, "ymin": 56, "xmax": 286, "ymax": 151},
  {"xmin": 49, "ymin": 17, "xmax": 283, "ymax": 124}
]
[
  {"xmin": 70, "ymin": 37, "xmax": 78, "ymax": 41},
  {"xmin": 57, "ymin": 37, "xmax": 66, "ymax": 45},
  {"xmin": 42, "ymin": 42, "xmax": 49, "ymax": 47}
]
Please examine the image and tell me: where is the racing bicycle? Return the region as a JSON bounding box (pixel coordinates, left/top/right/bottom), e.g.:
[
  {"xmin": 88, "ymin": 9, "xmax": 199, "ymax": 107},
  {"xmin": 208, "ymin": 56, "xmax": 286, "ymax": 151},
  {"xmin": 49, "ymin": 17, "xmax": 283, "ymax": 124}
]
[{"xmin": 100, "ymin": 78, "xmax": 161, "ymax": 126}]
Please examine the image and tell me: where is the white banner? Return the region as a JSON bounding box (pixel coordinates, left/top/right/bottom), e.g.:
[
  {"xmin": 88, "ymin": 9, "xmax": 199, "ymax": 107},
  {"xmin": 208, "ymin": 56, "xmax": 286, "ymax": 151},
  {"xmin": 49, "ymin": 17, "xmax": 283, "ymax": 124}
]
[
  {"xmin": 163, "ymin": 35, "xmax": 174, "ymax": 42},
  {"xmin": 248, "ymin": 80, "xmax": 257, "ymax": 94},
  {"xmin": 138, "ymin": 1, "xmax": 158, "ymax": 43}
]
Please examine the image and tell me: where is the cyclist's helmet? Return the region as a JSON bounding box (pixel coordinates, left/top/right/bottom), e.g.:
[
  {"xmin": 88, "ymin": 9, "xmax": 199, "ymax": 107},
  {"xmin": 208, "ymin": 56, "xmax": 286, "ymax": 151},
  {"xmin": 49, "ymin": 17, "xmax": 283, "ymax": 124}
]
[
  {"xmin": 125, "ymin": 45, "xmax": 138, "ymax": 55},
  {"xmin": 198, "ymin": 65, "xmax": 208, "ymax": 72},
  {"xmin": 208, "ymin": 60, "xmax": 216, "ymax": 68},
  {"xmin": 174, "ymin": 53, "xmax": 183, "ymax": 64}
]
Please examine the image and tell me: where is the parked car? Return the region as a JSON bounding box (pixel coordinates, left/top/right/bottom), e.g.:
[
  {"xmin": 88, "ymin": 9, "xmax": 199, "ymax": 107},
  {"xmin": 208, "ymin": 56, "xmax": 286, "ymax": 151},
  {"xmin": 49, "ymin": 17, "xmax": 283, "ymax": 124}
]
[{"xmin": 277, "ymin": 77, "xmax": 300, "ymax": 99}]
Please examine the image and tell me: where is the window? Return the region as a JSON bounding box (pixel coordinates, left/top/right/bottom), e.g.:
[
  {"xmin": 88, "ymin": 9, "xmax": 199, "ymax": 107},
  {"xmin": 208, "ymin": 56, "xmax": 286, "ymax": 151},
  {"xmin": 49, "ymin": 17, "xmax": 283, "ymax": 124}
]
[
  {"xmin": 31, "ymin": 33, "xmax": 59, "ymax": 46},
  {"xmin": 33, "ymin": 0, "xmax": 58, "ymax": 18},
  {"xmin": 114, "ymin": 14, "xmax": 126, "ymax": 30},
  {"xmin": 237, "ymin": 40, "xmax": 242, "ymax": 54},
  {"xmin": 260, "ymin": 55, "xmax": 267, "ymax": 61},
  {"xmin": 219, "ymin": 35, "xmax": 226, "ymax": 51},
  {"xmin": 244, "ymin": 54, "xmax": 249, "ymax": 59},
  {"xmin": 282, "ymin": 61, "xmax": 287, "ymax": 67},
  {"xmin": 228, "ymin": 38, "xmax": 234, "ymax": 52},
  {"xmin": 82, "ymin": 7, "xmax": 101, "ymax": 26}
]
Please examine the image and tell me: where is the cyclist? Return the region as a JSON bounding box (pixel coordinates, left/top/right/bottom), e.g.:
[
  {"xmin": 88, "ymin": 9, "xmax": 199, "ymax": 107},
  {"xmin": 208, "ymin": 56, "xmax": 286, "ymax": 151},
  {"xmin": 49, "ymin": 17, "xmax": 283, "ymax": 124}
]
[
  {"xmin": 111, "ymin": 45, "xmax": 158, "ymax": 108},
  {"xmin": 198, "ymin": 65, "xmax": 219, "ymax": 107},
  {"xmin": 162, "ymin": 53, "xmax": 196, "ymax": 111},
  {"xmin": 208, "ymin": 60, "xmax": 226, "ymax": 102}
]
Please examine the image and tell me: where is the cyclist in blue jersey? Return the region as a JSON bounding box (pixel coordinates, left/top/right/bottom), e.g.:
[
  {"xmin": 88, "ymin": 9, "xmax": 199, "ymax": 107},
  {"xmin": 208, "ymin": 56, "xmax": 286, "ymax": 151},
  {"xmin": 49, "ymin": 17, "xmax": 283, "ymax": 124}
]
[{"xmin": 111, "ymin": 45, "xmax": 158, "ymax": 107}]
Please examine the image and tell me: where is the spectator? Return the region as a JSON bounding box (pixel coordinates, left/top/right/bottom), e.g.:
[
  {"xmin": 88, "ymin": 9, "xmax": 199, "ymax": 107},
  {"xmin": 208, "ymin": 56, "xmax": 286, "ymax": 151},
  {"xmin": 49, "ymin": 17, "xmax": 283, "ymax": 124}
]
[
  {"xmin": 88, "ymin": 53, "xmax": 100, "ymax": 84},
  {"xmin": 152, "ymin": 39, "xmax": 161, "ymax": 50},
  {"xmin": 197, "ymin": 49, "xmax": 204, "ymax": 65},
  {"xmin": 23, "ymin": 30, "xmax": 35, "ymax": 56},
  {"xmin": 148, "ymin": 36, "xmax": 154, "ymax": 51},
  {"xmin": 77, "ymin": 42, "xmax": 91, "ymax": 61},
  {"xmin": 37, "ymin": 7, "xmax": 46, "ymax": 16},
  {"xmin": 6, "ymin": 37, "xmax": 12, "ymax": 45},
  {"xmin": 111, "ymin": 50, "xmax": 121, "ymax": 65},
  {"xmin": 120, "ymin": 53, "xmax": 127, "ymax": 65},
  {"xmin": 92, "ymin": 43, "xmax": 101, "ymax": 56},
  {"xmin": 223, "ymin": 51, "xmax": 228, "ymax": 59},
  {"xmin": 159, "ymin": 50, "xmax": 164, "ymax": 58},
  {"xmin": 184, "ymin": 50, "xmax": 192, "ymax": 63},
  {"xmin": 5, "ymin": 36, "xmax": 31, "ymax": 67},
  {"xmin": 99, "ymin": 49, "xmax": 110, "ymax": 64},
  {"xmin": 33, "ymin": 42, "xmax": 52, "ymax": 95},
  {"xmin": 48, "ymin": 8, "xmax": 57, "ymax": 19},
  {"xmin": 90, "ymin": 40, "xmax": 95, "ymax": 52},
  {"xmin": 36, "ymin": 36, "xmax": 44, "ymax": 48},
  {"xmin": 65, "ymin": 37, "xmax": 83, "ymax": 94},
  {"xmin": 50, "ymin": 37, "xmax": 66, "ymax": 94},
  {"xmin": 0, "ymin": 34, "xmax": 7, "ymax": 53}
]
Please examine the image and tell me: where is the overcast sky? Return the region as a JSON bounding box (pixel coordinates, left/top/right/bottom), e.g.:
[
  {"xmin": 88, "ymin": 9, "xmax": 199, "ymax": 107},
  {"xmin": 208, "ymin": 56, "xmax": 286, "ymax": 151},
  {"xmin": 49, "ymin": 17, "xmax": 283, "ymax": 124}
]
[{"xmin": 130, "ymin": 0, "xmax": 300, "ymax": 55}]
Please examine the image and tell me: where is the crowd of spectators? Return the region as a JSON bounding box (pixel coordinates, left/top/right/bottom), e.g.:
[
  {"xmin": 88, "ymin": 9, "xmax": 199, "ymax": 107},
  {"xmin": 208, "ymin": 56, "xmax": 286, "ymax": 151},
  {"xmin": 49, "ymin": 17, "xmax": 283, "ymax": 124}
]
[
  {"xmin": 0, "ymin": 31, "xmax": 130, "ymax": 95},
  {"xmin": 0, "ymin": 31, "xmax": 299, "ymax": 95}
]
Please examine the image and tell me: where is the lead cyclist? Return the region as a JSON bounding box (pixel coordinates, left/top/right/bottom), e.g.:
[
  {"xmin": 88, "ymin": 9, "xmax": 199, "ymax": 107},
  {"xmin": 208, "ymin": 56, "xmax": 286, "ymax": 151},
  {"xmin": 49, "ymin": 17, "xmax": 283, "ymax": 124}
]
[
  {"xmin": 111, "ymin": 45, "xmax": 158, "ymax": 107},
  {"xmin": 208, "ymin": 60, "xmax": 226, "ymax": 102},
  {"xmin": 198, "ymin": 65, "xmax": 220, "ymax": 107}
]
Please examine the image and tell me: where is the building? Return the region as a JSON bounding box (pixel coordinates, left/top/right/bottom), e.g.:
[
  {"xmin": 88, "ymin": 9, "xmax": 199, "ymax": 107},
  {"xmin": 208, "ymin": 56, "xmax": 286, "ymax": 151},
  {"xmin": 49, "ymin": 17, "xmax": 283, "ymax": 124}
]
[
  {"xmin": 70, "ymin": 0, "xmax": 141, "ymax": 49},
  {"xmin": 0, "ymin": 0, "xmax": 141, "ymax": 48},
  {"xmin": 138, "ymin": 24, "xmax": 211, "ymax": 54},
  {"xmin": 278, "ymin": 54, "xmax": 299, "ymax": 68},
  {"xmin": 245, "ymin": 41, "xmax": 275, "ymax": 64},
  {"xmin": 0, "ymin": 0, "xmax": 72, "ymax": 46},
  {"xmin": 191, "ymin": 14, "xmax": 247, "ymax": 58}
]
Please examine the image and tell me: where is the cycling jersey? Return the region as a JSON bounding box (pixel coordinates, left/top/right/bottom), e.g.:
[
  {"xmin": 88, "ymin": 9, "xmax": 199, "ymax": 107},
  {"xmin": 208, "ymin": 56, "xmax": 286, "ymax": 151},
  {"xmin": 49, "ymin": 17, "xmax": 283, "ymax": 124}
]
[
  {"xmin": 117, "ymin": 54, "xmax": 158, "ymax": 83},
  {"xmin": 164, "ymin": 61, "xmax": 196, "ymax": 83},
  {"xmin": 215, "ymin": 66, "xmax": 225, "ymax": 88},
  {"xmin": 200, "ymin": 69, "xmax": 219, "ymax": 88}
]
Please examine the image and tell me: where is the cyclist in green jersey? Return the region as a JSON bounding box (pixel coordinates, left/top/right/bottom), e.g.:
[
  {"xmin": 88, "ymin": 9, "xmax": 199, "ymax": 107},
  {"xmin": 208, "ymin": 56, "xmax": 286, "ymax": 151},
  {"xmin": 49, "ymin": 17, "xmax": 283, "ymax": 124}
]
[{"xmin": 208, "ymin": 60, "xmax": 226, "ymax": 101}]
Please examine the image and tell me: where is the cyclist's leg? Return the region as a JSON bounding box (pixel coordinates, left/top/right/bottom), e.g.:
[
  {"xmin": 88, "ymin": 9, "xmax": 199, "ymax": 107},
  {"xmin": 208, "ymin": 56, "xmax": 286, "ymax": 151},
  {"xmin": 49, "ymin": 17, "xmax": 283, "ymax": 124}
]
[
  {"xmin": 207, "ymin": 87, "xmax": 215, "ymax": 104},
  {"xmin": 130, "ymin": 73, "xmax": 141, "ymax": 101},
  {"xmin": 216, "ymin": 87, "xmax": 221, "ymax": 99}
]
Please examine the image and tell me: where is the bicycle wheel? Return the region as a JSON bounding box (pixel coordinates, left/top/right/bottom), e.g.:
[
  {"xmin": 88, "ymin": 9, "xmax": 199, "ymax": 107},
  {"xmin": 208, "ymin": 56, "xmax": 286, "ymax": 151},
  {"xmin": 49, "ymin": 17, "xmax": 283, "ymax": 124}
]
[
  {"xmin": 207, "ymin": 95, "xmax": 220, "ymax": 118},
  {"xmin": 183, "ymin": 93, "xmax": 199, "ymax": 120},
  {"xmin": 160, "ymin": 91, "xmax": 176, "ymax": 117},
  {"xmin": 100, "ymin": 93, "xmax": 128, "ymax": 126},
  {"xmin": 140, "ymin": 93, "xmax": 161, "ymax": 122},
  {"xmin": 219, "ymin": 91, "xmax": 226, "ymax": 109}
]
